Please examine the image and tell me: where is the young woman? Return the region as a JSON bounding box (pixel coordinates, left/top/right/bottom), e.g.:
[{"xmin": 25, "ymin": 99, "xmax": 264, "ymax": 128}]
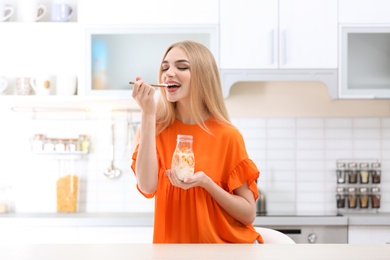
[{"xmin": 131, "ymin": 40, "xmax": 263, "ymax": 243}]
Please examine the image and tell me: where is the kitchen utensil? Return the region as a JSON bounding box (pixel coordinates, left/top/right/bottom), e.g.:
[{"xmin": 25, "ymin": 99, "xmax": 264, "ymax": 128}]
[
  {"xmin": 104, "ymin": 123, "xmax": 121, "ymax": 179},
  {"xmin": 129, "ymin": 81, "xmax": 168, "ymax": 88},
  {"xmin": 256, "ymin": 188, "xmax": 267, "ymax": 216}
]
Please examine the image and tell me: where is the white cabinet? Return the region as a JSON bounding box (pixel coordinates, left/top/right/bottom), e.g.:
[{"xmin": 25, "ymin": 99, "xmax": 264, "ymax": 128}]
[
  {"xmin": 339, "ymin": 26, "xmax": 390, "ymax": 98},
  {"xmin": 339, "ymin": 0, "xmax": 390, "ymax": 24},
  {"xmin": 0, "ymin": 226, "xmax": 153, "ymax": 244},
  {"xmin": 348, "ymin": 226, "xmax": 390, "ymax": 244},
  {"xmin": 78, "ymin": 0, "xmax": 219, "ymax": 25},
  {"xmin": 220, "ymin": 0, "xmax": 338, "ymax": 69}
]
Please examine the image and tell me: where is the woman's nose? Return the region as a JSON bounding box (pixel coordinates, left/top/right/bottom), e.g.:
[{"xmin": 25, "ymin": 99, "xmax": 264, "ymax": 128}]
[{"xmin": 164, "ymin": 67, "xmax": 175, "ymax": 77}]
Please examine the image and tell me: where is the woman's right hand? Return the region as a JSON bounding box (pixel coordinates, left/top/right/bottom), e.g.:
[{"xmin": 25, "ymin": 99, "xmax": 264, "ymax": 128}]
[{"xmin": 131, "ymin": 76, "xmax": 156, "ymax": 114}]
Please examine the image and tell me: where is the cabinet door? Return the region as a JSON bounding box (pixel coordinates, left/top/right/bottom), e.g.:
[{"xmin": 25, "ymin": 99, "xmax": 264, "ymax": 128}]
[
  {"xmin": 220, "ymin": 0, "xmax": 278, "ymax": 69},
  {"xmin": 348, "ymin": 226, "xmax": 390, "ymax": 244},
  {"xmin": 279, "ymin": 0, "xmax": 338, "ymax": 69},
  {"xmin": 79, "ymin": 0, "xmax": 219, "ymax": 25},
  {"xmin": 339, "ymin": 0, "xmax": 390, "ymax": 24}
]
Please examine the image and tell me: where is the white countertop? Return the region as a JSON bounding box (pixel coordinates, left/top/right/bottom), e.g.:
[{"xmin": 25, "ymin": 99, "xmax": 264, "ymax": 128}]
[
  {"xmin": 1, "ymin": 244, "xmax": 389, "ymax": 260},
  {"xmin": 0, "ymin": 212, "xmax": 389, "ymax": 227}
]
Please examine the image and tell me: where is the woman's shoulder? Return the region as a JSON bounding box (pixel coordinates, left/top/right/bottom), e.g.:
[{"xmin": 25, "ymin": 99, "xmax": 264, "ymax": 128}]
[{"xmin": 207, "ymin": 118, "xmax": 242, "ymax": 138}]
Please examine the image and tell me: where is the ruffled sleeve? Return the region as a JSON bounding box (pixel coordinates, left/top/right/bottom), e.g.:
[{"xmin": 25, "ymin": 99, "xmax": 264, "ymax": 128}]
[{"xmin": 227, "ymin": 158, "xmax": 260, "ymax": 200}]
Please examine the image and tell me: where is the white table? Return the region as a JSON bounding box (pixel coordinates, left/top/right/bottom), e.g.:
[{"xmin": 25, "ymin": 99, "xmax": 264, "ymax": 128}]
[{"xmin": 1, "ymin": 244, "xmax": 389, "ymax": 260}]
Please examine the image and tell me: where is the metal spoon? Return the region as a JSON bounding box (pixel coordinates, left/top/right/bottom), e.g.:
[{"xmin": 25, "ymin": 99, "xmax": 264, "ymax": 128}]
[{"xmin": 104, "ymin": 123, "xmax": 121, "ymax": 179}]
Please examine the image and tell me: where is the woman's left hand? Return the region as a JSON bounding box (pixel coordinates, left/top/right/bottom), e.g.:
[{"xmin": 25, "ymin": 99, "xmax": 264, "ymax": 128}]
[{"xmin": 165, "ymin": 170, "xmax": 210, "ymax": 190}]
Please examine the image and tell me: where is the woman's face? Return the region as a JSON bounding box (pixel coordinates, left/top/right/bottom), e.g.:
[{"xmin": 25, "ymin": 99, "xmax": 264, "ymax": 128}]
[{"xmin": 161, "ymin": 46, "xmax": 191, "ymax": 103}]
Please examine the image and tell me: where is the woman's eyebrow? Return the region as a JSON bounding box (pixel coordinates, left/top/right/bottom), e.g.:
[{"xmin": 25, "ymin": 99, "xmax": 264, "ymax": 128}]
[{"xmin": 162, "ymin": 59, "xmax": 190, "ymax": 64}]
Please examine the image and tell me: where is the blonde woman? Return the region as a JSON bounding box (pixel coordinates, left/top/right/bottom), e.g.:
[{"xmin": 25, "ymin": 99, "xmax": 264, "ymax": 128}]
[{"xmin": 131, "ymin": 40, "xmax": 262, "ymax": 243}]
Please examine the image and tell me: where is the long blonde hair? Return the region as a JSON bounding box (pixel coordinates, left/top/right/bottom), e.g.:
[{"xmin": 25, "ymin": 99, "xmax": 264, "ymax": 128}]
[{"xmin": 155, "ymin": 40, "xmax": 231, "ymax": 135}]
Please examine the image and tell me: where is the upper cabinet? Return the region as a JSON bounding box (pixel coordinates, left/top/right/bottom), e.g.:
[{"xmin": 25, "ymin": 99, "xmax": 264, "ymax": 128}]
[
  {"xmin": 339, "ymin": 0, "xmax": 390, "ymax": 24},
  {"xmin": 220, "ymin": 0, "xmax": 338, "ymax": 69},
  {"xmin": 78, "ymin": 0, "xmax": 219, "ymax": 25},
  {"xmin": 338, "ymin": 0, "xmax": 390, "ymax": 98}
]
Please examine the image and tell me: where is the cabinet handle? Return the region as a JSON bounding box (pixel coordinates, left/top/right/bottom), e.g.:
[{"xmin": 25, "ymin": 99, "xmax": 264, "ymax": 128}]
[
  {"xmin": 269, "ymin": 30, "xmax": 277, "ymax": 65},
  {"xmin": 282, "ymin": 29, "xmax": 290, "ymax": 65}
]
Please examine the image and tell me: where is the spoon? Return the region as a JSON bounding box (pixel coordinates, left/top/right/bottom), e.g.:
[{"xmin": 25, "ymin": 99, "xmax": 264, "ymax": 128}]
[{"xmin": 104, "ymin": 123, "xmax": 121, "ymax": 179}]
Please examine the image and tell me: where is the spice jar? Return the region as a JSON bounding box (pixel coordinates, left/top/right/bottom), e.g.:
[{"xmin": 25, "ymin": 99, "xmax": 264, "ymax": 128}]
[
  {"xmin": 347, "ymin": 163, "xmax": 358, "ymax": 184},
  {"xmin": 336, "ymin": 187, "xmax": 346, "ymax": 208},
  {"xmin": 347, "ymin": 187, "xmax": 357, "ymax": 208},
  {"xmin": 359, "ymin": 187, "xmax": 369, "ymax": 208},
  {"xmin": 171, "ymin": 135, "xmax": 195, "ymax": 181},
  {"xmin": 371, "ymin": 187, "xmax": 381, "ymax": 209},
  {"xmin": 31, "ymin": 134, "xmax": 46, "ymax": 152},
  {"xmin": 336, "ymin": 162, "xmax": 346, "ymax": 184},
  {"xmin": 43, "ymin": 138, "xmax": 55, "ymax": 152},
  {"xmin": 359, "ymin": 163, "xmax": 370, "ymax": 184},
  {"xmin": 55, "ymin": 139, "xmax": 66, "ymax": 152},
  {"xmin": 77, "ymin": 135, "xmax": 90, "ymax": 153},
  {"xmin": 370, "ymin": 163, "xmax": 381, "ymax": 184}
]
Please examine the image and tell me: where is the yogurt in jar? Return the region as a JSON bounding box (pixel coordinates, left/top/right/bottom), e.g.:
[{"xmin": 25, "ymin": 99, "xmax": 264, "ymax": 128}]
[{"xmin": 171, "ymin": 148, "xmax": 195, "ymax": 180}]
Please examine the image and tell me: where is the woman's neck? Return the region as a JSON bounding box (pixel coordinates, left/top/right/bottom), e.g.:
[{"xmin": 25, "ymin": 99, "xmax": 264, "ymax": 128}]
[{"xmin": 175, "ymin": 101, "xmax": 209, "ymax": 125}]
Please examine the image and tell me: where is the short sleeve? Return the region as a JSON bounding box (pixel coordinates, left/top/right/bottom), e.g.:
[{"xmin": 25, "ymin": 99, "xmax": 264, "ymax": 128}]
[{"xmin": 227, "ymin": 158, "xmax": 260, "ymax": 201}]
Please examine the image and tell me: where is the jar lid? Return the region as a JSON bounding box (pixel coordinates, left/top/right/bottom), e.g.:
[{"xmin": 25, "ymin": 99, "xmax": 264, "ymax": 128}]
[
  {"xmin": 371, "ymin": 187, "xmax": 380, "ymax": 192},
  {"xmin": 337, "ymin": 162, "xmax": 346, "ymax": 169},
  {"xmin": 177, "ymin": 134, "xmax": 193, "ymax": 141},
  {"xmin": 336, "ymin": 187, "xmax": 345, "ymax": 193},
  {"xmin": 348, "ymin": 162, "xmax": 357, "ymax": 169},
  {"xmin": 359, "ymin": 187, "xmax": 368, "ymax": 193},
  {"xmin": 371, "ymin": 162, "xmax": 381, "ymax": 168},
  {"xmin": 348, "ymin": 187, "xmax": 356, "ymax": 192},
  {"xmin": 359, "ymin": 162, "xmax": 369, "ymax": 169}
]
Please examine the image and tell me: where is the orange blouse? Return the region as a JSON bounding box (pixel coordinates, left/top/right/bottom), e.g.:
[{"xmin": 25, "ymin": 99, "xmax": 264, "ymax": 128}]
[{"xmin": 131, "ymin": 118, "xmax": 263, "ymax": 243}]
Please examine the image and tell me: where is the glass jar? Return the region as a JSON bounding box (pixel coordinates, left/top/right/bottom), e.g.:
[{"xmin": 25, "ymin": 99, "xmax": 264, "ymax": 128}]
[
  {"xmin": 43, "ymin": 138, "xmax": 55, "ymax": 152},
  {"xmin": 336, "ymin": 162, "xmax": 346, "ymax": 184},
  {"xmin": 359, "ymin": 163, "xmax": 369, "ymax": 184},
  {"xmin": 336, "ymin": 187, "xmax": 346, "ymax": 208},
  {"xmin": 347, "ymin": 163, "xmax": 358, "ymax": 184},
  {"xmin": 55, "ymin": 139, "xmax": 66, "ymax": 152},
  {"xmin": 78, "ymin": 135, "xmax": 90, "ymax": 153},
  {"xmin": 66, "ymin": 139, "xmax": 77, "ymax": 152},
  {"xmin": 56, "ymin": 160, "xmax": 79, "ymax": 213},
  {"xmin": 370, "ymin": 163, "xmax": 381, "ymax": 184},
  {"xmin": 31, "ymin": 134, "xmax": 46, "ymax": 152},
  {"xmin": 371, "ymin": 187, "xmax": 381, "ymax": 209},
  {"xmin": 347, "ymin": 187, "xmax": 357, "ymax": 208},
  {"xmin": 359, "ymin": 187, "xmax": 369, "ymax": 208},
  {"xmin": 171, "ymin": 134, "xmax": 195, "ymax": 181}
]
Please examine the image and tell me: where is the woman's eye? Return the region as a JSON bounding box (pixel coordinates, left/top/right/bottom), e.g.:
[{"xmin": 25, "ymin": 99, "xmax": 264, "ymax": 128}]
[
  {"xmin": 162, "ymin": 68, "xmax": 169, "ymax": 72},
  {"xmin": 178, "ymin": 67, "xmax": 189, "ymax": 71}
]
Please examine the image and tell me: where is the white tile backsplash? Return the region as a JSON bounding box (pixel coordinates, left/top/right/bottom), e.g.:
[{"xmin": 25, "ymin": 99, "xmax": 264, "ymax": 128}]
[{"xmin": 0, "ymin": 111, "xmax": 389, "ymax": 215}]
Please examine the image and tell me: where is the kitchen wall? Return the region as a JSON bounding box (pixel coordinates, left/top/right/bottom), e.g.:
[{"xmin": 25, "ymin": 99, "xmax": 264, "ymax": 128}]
[{"xmin": 1, "ymin": 81, "xmax": 389, "ymax": 215}]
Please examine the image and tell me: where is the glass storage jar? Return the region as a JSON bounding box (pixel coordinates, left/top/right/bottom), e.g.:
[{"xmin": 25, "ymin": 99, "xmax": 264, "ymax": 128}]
[
  {"xmin": 336, "ymin": 187, "xmax": 346, "ymax": 208},
  {"xmin": 56, "ymin": 159, "xmax": 79, "ymax": 213},
  {"xmin": 359, "ymin": 163, "xmax": 369, "ymax": 184},
  {"xmin": 359, "ymin": 187, "xmax": 369, "ymax": 208},
  {"xmin": 370, "ymin": 163, "xmax": 381, "ymax": 184},
  {"xmin": 336, "ymin": 162, "xmax": 346, "ymax": 184},
  {"xmin": 371, "ymin": 187, "xmax": 381, "ymax": 209},
  {"xmin": 347, "ymin": 187, "xmax": 357, "ymax": 208},
  {"xmin": 171, "ymin": 134, "xmax": 195, "ymax": 181},
  {"xmin": 347, "ymin": 162, "xmax": 358, "ymax": 184}
]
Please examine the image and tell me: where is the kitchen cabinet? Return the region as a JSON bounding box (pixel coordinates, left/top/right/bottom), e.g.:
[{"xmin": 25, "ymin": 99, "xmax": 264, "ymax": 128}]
[
  {"xmin": 348, "ymin": 226, "xmax": 390, "ymax": 244},
  {"xmin": 220, "ymin": 0, "xmax": 338, "ymax": 69},
  {"xmin": 78, "ymin": 0, "xmax": 219, "ymax": 25},
  {"xmin": 339, "ymin": 0, "xmax": 390, "ymax": 24},
  {"xmin": 339, "ymin": 26, "xmax": 390, "ymax": 98},
  {"xmin": 0, "ymin": 226, "xmax": 153, "ymax": 244}
]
